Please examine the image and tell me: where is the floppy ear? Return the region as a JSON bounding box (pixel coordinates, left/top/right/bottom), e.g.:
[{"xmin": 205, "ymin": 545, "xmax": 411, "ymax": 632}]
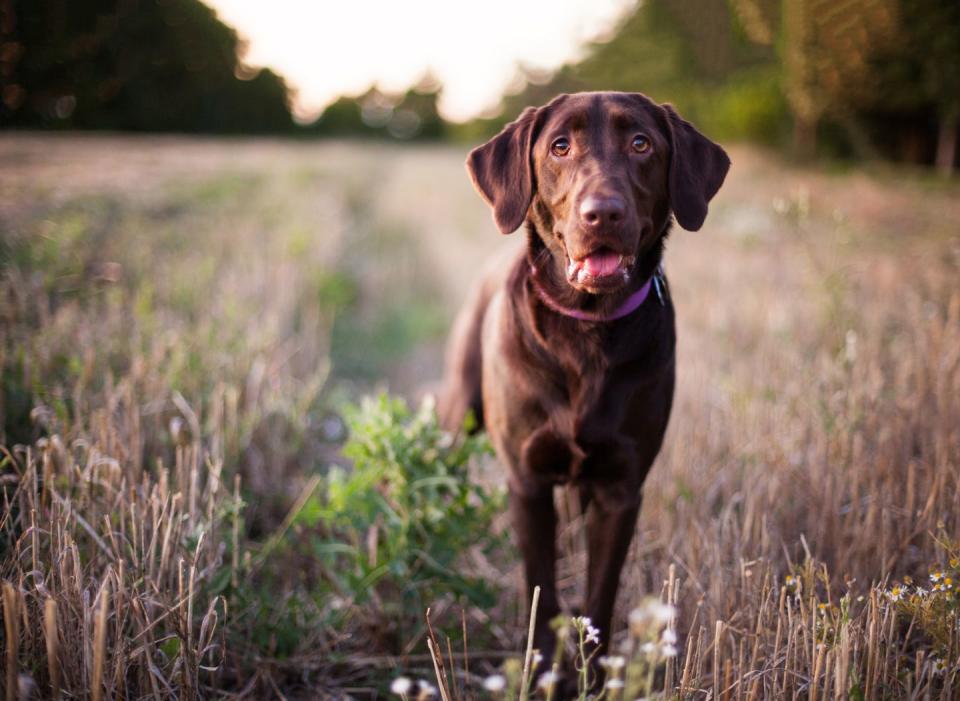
[
  {"xmin": 662, "ymin": 104, "xmax": 730, "ymax": 232},
  {"xmin": 466, "ymin": 106, "xmax": 539, "ymax": 234}
]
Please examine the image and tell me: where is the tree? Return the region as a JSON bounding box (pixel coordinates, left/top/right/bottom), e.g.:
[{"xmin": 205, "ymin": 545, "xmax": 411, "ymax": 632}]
[
  {"xmin": 863, "ymin": 0, "xmax": 960, "ymax": 173},
  {"xmin": 0, "ymin": 0, "xmax": 293, "ymax": 132},
  {"xmin": 306, "ymin": 76, "xmax": 446, "ymax": 141}
]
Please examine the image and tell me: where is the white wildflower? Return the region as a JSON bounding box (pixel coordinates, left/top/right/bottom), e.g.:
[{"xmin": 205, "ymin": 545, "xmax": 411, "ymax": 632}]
[
  {"xmin": 391, "ymin": 677, "xmax": 413, "ymax": 696},
  {"xmin": 628, "ymin": 608, "xmax": 647, "ymax": 635},
  {"xmin": 651, "ymin": 601, "xmax": 676, "ymax": 623},
  {"xmin": 482, "ymin": 675, "xmax": 506, "ymax": 692},
  {"xmin": 586, "ymin": 624, "xmax": 601, "ymax": 645},
  {"xmin": 628, "ymin": 600, "xmax": 675, "ymax": 634},
  {"xmin": 417, "ymin": 680, "xmax": 437, "ymax": 699},
  {"xmin": 537, "ymin": 671, "xmax": 560, "ymax": 690},
  {"xmin": 599, "ymin": 655, "xmax": 626, "ymax": 670},
  {"xmin": 604, "ymin": 678, "xmax": 624, "ymax": 690},
  {"xmin": 661, "ymin": 643, "xmax": 678, "ymax": 658},
  {"xmin": 661, "ymin": 628, "xmax": 677, "ymax": 644}
]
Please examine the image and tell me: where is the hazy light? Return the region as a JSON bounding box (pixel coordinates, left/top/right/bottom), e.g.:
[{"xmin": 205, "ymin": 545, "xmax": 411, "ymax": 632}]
[{"xmin": 206, "ymin": 0, "xmax": 634, "ymax": 122}]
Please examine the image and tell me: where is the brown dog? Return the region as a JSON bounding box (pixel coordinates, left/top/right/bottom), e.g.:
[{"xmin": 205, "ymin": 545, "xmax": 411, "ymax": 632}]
[{"xmin": 440, "ymin": 92, "xmax": 729, "ymax": 669}]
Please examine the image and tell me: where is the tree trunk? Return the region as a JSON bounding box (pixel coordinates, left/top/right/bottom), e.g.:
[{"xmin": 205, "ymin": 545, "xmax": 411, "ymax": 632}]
[
  {"xmin": 935, "ymin": 113, "xmax": 957, "ymax": 177},
  {"xmin": 839, "ymin": 112, "xmax": 880, "ymax": 162},
  {"xmin": 793, "ymin": 116, "xmax": 817, "ymax": 160}
]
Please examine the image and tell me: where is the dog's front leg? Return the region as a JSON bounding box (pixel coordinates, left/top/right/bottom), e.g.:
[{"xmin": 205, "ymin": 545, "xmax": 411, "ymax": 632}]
[
  {"xmin": 584, "ymin": 491, "xmax": 641, "ymax": 659},
  {"xmin": 509, "ymin": 485, "xmax": 561, "ymax": 665}
]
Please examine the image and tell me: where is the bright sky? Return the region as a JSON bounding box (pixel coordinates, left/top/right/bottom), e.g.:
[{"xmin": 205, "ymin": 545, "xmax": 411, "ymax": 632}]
[{"xmin": 206, "ymin": 0, "xmax": 634, "ymax": 122}]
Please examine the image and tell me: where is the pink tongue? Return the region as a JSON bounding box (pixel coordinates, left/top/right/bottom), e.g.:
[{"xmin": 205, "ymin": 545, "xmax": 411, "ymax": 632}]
[{"xmin": 582, "ymin": 251, "xmax": 621, "ymax": 277}]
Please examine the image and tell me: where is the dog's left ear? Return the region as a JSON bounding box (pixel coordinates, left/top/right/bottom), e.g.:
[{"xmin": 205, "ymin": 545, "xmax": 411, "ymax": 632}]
[
  {"xmin": 466, "ymin": 106, "xmax": 540, "ymax": 235},
  {"xmin": 662, "ymin": 104, "xmax": 730, "ymax": 232}
]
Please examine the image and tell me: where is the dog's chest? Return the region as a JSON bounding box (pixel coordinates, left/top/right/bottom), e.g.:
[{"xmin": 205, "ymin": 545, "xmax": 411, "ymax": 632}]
[
  {"xmin": 500, "ymin": 289, "xmax": 675, "ymax": 493},
  {"xmin": 521, "ymin": 335, "xmax": 640, "ymax": 483}
]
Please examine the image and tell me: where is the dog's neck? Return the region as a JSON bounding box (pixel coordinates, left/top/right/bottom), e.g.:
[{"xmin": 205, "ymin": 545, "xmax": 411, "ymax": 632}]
[{"xmin": 524, "ymin": 219, "xmax": 670, "ymax": 319}]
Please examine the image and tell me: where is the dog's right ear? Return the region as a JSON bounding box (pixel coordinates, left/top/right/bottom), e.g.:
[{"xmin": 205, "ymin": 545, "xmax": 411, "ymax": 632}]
[{"xmin": 466, "ymin": 106, "xmax": 539, "ymax": 235}]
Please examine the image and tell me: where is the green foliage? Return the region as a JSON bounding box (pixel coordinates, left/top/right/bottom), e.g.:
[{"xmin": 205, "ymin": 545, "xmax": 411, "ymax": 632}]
[
  {"xmin": 2, "ymin": 0, "xmax": 293, "ymax": 132},
  {"xmin": 472, "ymin": 0, "xmax": 957, "ymax": 165},
  {"xmin": 305, "ymin": 82, "xmax": 447, "ymax": 141},
  {"xmin": 485, "ymin": 0, "xmax": 785, "ymax": 146},
  {"xmin": 695, "ymin": 66, "xmax": 789, "ymax": 145},
  {"xmin": 294, "ymin": 394, "xmax": 504, "ymax": 642},
  {"xmin": 885, "ymin": 528, "xmax": 960, "ymax": 666},
  {"xmin": 330, "ymin": 300, "xmax": 447, "ymax": 378},
  {"xmin": 313, "ymin": 269, "xmax": 360, "ymax": 310}
]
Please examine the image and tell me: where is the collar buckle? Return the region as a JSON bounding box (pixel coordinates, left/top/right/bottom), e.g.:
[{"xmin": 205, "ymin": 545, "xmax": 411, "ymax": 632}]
[{"xmin": 653, "ymin": 264, "xmax": 666, "ymax": 306}]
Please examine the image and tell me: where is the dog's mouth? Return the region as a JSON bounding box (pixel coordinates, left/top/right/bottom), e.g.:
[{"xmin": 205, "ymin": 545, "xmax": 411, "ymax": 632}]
[{"xmin": 566, "ymin": 247, "xmax": 635, "ymax": 290}]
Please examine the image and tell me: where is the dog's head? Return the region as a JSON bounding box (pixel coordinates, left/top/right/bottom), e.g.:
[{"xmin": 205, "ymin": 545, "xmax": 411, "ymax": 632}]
[{"xmin": 467, "ymin": 92, "xmax": 730, "ymax": 293}]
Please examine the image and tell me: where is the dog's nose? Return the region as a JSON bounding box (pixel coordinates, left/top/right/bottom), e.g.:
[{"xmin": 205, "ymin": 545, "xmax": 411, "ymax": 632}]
[{"xmin": 579, "ymin": 195, "xmax": 626, "ymax": 228}]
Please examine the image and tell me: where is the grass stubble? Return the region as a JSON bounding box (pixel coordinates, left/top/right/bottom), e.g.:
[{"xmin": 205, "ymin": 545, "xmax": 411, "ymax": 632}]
[{"xmin": 1, "ymin": 136, "xmax": 959, "ymax": 698}]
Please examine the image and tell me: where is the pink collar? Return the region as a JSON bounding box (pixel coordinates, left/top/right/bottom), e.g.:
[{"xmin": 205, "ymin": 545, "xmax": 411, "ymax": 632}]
[{"xmin": 529, "ymin": 265, "xmax": 658, "ymax": 322}]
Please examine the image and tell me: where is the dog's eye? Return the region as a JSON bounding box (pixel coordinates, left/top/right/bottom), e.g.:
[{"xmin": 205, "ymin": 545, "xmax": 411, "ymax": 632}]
[
  {"xmin": 551, "ymin": 137, "xmax": 571, "ymax": 157},
  {"xmin": 631, "ymin": 134, "xmax": 651, "ymax": 153}
]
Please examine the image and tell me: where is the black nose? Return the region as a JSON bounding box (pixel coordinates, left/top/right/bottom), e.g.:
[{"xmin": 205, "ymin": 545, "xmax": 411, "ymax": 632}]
[{"xmin": 579, "ymin": 195, "xmax": 626, "ymax": 228}]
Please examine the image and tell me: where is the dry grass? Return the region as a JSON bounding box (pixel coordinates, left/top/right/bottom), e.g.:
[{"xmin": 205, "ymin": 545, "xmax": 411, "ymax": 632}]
[{"xmin": 1, "ymin": 135, "xmax": 959, "ymax": 698}]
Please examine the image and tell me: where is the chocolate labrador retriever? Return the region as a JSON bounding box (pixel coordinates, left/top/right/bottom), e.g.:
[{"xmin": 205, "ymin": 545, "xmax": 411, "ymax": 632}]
[{"xmin": 440, "ymin": 92, "xmax": 729, "ymax": 667}]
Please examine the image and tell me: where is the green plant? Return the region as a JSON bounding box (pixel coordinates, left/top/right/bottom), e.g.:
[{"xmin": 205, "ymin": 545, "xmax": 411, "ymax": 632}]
[
  {"xmin": 297, "ymin": 393, "xmax": 505, "ymax": 644},
  {"xmin": 885, "ymin": 527, "xmax": 960, "ymax": 676}
]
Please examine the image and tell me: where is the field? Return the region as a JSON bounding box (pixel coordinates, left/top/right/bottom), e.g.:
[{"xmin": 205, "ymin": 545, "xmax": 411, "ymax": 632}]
[{"xmin": 2, "ymin": 134, "xmax": 959, "ymax": 699}]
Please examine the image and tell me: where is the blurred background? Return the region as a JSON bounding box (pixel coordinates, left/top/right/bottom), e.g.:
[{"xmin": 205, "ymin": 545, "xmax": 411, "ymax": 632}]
[
  {"xmin": 2, "ymin": 1, "xmax": 960, "ymax": 699},
  {"xmin": 2, "ymin": 0, "xmax": 958, "ymax": 169}
]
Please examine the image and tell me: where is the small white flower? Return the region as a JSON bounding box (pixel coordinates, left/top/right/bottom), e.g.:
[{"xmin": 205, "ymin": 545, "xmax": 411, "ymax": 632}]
[
  {"xmin": 586, "ymin": 625, "xmax": 601, "ymax": 645},
  {"xmin": 391, "ymin": 677, "xmax": 413, "ymax": 695},
  {"xmin": 651, "ymin": 602, "xmax": 676, "ymax": 623},
  {"xmin": 661, "ymin": 628, "xmax": 677, "ymax": 644},
  {"xmin": 628, "ymin": 600, "xmax": 676, "ymax": 633},
  {"xmin": 537, "ymin": 671, "xmax": 560, "ymax": 690},
  {"xmin": 604, "ymin": 678, "xmax": 624, "ymax": 690},
  {"xmin": 661, "ymin": 643, "xmax": 678, "ymax": 658},
  {"xmin": 887, "ymin": 586, "xmax": 905, "ymax": 602},
  {"xmin": 628, "ymin": 608, "xmax": 647, "ymax": 635},
  {"xmin": 640, "ymin": 642, "xmax": 656, "ymax": 655},
  {"xmin": 599, "ymin": 655, "xmax": 626, "ymax": 670},
  {"xmin": 482, "ymin": 675, "xmax": 506, "ymax": 692},
  {"xmin": 931, "ymin": 658, "xmax": 947, "ymax": 675},
  {"xmin": 417, "ymin": 680, "xmax": 437, "ymax": 698},
  {"xmin": 532, "ymin": 652, "xmax": 543, "ymax": 666}
]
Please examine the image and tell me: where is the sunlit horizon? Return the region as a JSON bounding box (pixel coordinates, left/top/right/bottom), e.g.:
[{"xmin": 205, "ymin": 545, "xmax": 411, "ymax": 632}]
[{"xmin": 205, "ymin": 0, "xmax": 634, "ymax": 122}]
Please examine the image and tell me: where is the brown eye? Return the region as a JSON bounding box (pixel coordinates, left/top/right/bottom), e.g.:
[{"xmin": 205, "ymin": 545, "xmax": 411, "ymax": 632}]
[
  {"xmin": 631, "ymin": 134, "xmax": 651, "ymax": 153},
  {"xmin": 551, "ymin": 137, "xmax": 571, "ymax": 157}
]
